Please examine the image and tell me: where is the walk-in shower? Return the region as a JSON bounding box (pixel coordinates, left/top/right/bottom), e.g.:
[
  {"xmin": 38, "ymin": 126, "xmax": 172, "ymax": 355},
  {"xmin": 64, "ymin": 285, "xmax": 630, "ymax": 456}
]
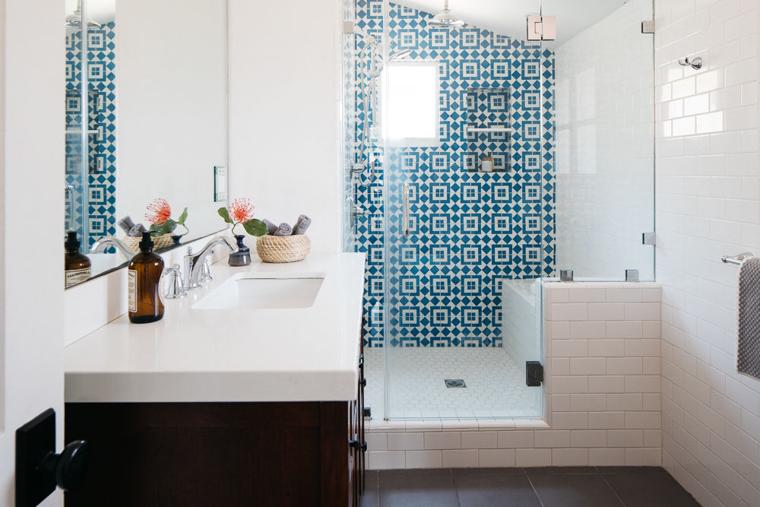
[{"xmin": 343, "ymin": 0, "xmax": 655, "ymax": 422}]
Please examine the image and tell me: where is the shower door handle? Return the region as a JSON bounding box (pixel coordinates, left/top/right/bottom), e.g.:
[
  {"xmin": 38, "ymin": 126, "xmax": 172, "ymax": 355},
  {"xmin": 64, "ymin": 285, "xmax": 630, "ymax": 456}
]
[{"xmin": 402, "ymin": 182, "xmax": 410, "ymax": 236}]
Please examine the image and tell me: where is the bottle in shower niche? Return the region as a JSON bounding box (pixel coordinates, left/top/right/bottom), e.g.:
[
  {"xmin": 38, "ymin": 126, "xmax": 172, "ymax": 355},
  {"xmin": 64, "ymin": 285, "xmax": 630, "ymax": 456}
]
[
  {"xmin": 128, "ymin": 232, "xmax": 165, "ymax": 324},
  {"xmin": 64, "ymin": 231, "xmax": 91, "ymax": 288}
]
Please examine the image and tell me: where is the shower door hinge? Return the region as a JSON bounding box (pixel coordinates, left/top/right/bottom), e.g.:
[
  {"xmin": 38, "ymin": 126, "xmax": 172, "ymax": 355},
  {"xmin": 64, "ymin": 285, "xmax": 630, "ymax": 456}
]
[
  {"xmin": 641, "ymin": 20, "xmax": 655, "ymax": 34},
  {"xmin": 642, "ymin": 232, "xmax": 656, "ymax": 246},
  {"xmin": 526, "ymin": 361, "xmax": 544, "ymax": 387}
]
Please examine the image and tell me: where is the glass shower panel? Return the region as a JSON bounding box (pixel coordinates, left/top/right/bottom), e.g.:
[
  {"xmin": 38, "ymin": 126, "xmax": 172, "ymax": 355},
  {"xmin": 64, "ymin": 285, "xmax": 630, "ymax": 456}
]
[
  {"xmin": 380, "ymin": 3, "xmax": 548, "ymax": 420},
  {"xmin": 553, "ymin": 0, "xmax": 655, "ymax": 280},
  {"xmin": 65, "ymin": 14, "xmax": 87, "ymax": 245}
]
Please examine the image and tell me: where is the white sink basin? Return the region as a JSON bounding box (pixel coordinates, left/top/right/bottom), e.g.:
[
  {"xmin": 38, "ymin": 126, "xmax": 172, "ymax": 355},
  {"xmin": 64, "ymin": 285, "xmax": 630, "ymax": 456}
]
[{"xmin": 193, "ymin": 275, "xmax": 324, "ymax": 310}]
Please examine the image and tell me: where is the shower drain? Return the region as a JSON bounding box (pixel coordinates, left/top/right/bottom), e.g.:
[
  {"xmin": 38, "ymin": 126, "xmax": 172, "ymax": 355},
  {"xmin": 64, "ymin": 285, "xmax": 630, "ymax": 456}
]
[{"xmin": 444, "ymin": 379, "xmax": 466, "ymax": 388}]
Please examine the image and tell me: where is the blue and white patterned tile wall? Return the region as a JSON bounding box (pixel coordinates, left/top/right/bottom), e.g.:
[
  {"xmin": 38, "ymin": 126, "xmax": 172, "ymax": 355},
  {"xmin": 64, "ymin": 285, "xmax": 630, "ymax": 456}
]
[
  {"xmin": 352, "ymin": 2, "xmax": 556, "ymax": 348},
  {"xmin": 65, "ymin": 22, "xmax": 117, "ymax": 248}
]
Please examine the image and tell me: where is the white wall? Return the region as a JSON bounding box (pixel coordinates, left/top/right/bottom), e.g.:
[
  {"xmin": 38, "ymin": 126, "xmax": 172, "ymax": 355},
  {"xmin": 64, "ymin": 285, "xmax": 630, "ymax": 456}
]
[
  {"xmin": 228, "ymin": 0, "xmax": 343, "ymax": 253},
  {"xmin": 0, "ymin": 0, "xmax": 64, "ymax": 504},
  {"xmin": 116, "ymin": 0, "xmax": 228, "ymax": 239},
  {"xmin": 555, "ymin": 0, "xmax": 655, "ymax": 280},
  {"xmin": 656, "ymin": 0, "xmax": 760, "ymax": 505}
]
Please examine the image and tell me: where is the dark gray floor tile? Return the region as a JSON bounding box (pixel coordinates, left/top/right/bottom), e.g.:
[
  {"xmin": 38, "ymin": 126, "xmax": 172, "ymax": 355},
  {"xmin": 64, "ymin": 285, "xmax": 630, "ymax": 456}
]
[
  {"xmin": 379, "ymin": 469, "xmax": 459, "ymax": 507},
  {"xmin": 361, "ymin": 471, "xmax": 380, "ymax": 507},
  {"xmin": 602, "ymin": 469, "xmax": 700, "ymax": 506},
  {"xmin": 527, "ymin": 470, "xmax": 625, "ymax": 507},
  {"xmin": 365, "ymin": 470, "xmax": 379, "ymax": 488},
  {"xmin": 453, "ymin": 469, "xmax": 541, "ymax": 507}
]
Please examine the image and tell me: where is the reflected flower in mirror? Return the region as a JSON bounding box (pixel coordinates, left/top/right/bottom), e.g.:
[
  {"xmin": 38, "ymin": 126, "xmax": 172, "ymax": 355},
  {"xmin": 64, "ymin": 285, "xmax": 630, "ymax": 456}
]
[{"xmin": 145, "ymin": 197, "xmax": 189, "ymax": 241}]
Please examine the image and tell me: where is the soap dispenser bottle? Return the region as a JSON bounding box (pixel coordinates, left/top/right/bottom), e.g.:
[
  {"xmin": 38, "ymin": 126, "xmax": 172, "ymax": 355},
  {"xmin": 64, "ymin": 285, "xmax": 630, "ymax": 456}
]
[
  {"xmin": 64, "ymin": 231, "xmax": 91, "ymax": 288},
  {"xmin": 128, "ymin": 232, "xmax": 165, "ymax": 324}
]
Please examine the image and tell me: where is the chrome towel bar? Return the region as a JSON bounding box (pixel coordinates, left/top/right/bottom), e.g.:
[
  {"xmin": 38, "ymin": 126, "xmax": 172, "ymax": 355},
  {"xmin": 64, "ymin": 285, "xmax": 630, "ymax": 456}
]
[{"xmin": 722, "ymin": 252, "xmax": 754, "ymax": 265}]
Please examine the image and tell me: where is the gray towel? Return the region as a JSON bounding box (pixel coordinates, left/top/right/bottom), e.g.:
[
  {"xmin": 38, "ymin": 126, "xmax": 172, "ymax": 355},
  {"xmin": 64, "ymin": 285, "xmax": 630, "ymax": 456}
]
[
  {"xmin": 272, "ymin": 223, "xmax": 292, "ymax": 236},
  {"xmin": 117, "ymin": 216, "xmax": 136, "ymax": 235},
  {"xmin": 738, "ymin": 257, "xmax": 760, "ymax": 379},
  {"xmin": 292, "ymin": 215, "xmax": 311, "ymax": 235},
  {"xmin": 262, "ymin": 219, "xmax": 278, "ymax": 235}
]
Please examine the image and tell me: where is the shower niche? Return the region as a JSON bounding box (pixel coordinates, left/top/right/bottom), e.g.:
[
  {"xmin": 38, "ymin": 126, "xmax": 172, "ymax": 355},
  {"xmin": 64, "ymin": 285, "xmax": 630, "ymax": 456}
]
[{"xmin": 463, "ymin": 88, "xmax": 512, "ymax": 173}]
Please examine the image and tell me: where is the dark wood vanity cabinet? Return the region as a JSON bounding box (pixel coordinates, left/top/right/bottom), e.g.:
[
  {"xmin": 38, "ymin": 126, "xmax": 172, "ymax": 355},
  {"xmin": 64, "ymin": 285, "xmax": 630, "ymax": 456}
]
[{"xmin": 65, "ymin": 353, "xmax": 368, "ymax": 507}]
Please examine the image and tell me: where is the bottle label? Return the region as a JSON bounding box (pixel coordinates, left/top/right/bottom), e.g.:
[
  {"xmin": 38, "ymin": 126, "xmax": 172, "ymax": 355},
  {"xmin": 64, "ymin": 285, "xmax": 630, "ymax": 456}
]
[
  {"xmin": 65, "ymin": 268, "xmax": 91, "ymax": 288},
  {"xmin": 128, "ymin": 269, "xmax": 137, "ymax": 313}
]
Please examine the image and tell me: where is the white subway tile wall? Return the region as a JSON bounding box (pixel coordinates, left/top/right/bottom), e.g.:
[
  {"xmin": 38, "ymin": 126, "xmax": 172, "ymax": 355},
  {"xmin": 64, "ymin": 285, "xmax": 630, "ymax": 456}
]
[
  {"xmin": 657, "ymin": 0, "xmax": 760, "ymax": 505},
  {"xmin": 366, "ymin": 283, "xmax": 663, "ymax": 470}
]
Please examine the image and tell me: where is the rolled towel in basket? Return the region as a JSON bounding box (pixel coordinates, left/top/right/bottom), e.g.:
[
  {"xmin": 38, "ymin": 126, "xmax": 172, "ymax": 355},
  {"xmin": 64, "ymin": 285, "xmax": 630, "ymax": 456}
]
[
  {"xmin": 262, "ymin": 219, "xmax": 278, "ymax": 235},
  {"xmin": 292, "ymin": 215, "xmax": 312, "ymax": 235},
  {"xmin": 272, "ymin": 223, "xmax": 292, "ymax": 236},
  {"xmin": 119, "ymin": 216, "xmax": 148, "ymax": 237},
  {"xmin": 117, "ymin": 216, "xmax": 136, "ymax": 235},
  {"xmin": 128, "ymin": 224, "xmax": 147, "ymax": 237}
]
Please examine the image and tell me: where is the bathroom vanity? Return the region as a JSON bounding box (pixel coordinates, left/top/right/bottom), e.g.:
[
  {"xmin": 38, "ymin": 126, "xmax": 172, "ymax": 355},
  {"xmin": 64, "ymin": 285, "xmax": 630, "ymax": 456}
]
[{"xmin": 64, "ymin": 253, "xmax": 367, "ymax": 507}]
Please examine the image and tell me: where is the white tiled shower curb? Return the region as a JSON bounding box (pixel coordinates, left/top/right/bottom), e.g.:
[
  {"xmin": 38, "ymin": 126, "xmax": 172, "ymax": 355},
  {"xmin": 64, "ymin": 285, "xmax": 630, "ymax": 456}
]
[{"xmin": 366, "ymin": 282, "xmax": 663, "ymax": 470}]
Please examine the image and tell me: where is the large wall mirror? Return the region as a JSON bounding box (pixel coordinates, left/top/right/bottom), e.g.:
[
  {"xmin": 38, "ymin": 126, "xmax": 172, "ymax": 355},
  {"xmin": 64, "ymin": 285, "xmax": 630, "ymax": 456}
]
[{"xmin": 64, "ymin": 0, "xmax": 229, "ymax": 288}]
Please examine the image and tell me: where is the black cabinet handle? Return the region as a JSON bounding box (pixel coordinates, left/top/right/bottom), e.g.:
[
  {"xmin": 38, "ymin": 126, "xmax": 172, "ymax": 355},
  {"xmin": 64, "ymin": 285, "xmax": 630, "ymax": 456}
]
[
  {"xmin": 360, "ymin": 378, "xmax": 367, "ymax": 388},
  {"xmin": 42, "ymin": 440, "xmax": 90, "ymax": 491},
  {"xmin": 16, "ymin": 409, "xmax": 91, "ymax": 507}
]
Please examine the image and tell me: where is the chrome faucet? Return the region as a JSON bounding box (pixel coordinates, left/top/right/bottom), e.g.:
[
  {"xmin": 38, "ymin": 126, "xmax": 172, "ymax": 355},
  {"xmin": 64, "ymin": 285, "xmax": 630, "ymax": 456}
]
[
  {"xmin": 184, "ymin": 237, "xmax": 234, "ymax": 290},
  {"xmin": 90, "ymin": 237, "xmax": 133, "ymax": 260}
]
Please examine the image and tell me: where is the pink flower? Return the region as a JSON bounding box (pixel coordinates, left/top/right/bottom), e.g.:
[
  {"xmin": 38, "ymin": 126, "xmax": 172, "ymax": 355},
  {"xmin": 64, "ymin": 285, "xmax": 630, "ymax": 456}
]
[
  {"xmin": 229, "ymin": 198, "xmax": 254, "ymax": 223},
  {"xmin": 145, "ymin": 198, "xmax": 172, "ymax": 225}
]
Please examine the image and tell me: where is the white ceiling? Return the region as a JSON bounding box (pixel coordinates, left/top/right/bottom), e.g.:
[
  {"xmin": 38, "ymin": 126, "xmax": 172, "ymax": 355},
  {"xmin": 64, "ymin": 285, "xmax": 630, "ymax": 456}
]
[
  {"xmin": 65, "ymin": 0, "xmax": 115, "ymax": 25},
  {"xmin": 397, "ymin": 0, "xmax": 629, "ymax": 46}
]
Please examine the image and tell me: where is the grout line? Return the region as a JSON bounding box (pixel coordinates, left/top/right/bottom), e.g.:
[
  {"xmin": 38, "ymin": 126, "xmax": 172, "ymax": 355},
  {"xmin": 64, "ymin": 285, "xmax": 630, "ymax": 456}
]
[
  {"xmin": 450, "ymin": 468, "xmax": 463, "ymax": 507},
  {"xmin": 599, "ymin": 472, "xmax": 627, "ymax": 507},
  {"xmin": 524, "ymin": 469, "xmax": 546, "ymax": 507}
]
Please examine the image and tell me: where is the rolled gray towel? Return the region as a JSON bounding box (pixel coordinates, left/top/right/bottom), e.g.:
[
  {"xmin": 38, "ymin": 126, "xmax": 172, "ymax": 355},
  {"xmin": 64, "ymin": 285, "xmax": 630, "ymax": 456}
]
[
  {"xmin": 262, "ymin": 219, "xmax": 278, "ymax": 235},
  {"xmin": 292, "ymin": 215, "xmax": 312, "ymax": 235},
  {"xmin": 273, "ymin": 223, "xmax": 292, "ymax": 236},
  {"xmin": 128, "ymin": 224, "xmax": 147, "ymax": 237},
  {"xmin": 117, "ymin": 216, "xmax": 136, "ymax": 235}
]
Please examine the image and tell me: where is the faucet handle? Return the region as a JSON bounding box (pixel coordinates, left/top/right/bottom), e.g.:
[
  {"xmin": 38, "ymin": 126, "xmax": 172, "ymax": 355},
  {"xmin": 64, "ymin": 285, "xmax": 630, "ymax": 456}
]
[
  {"xmin": 198, "ymin": 258, "xmax": 213, "ymax": 286},
  {"xmin": 163, "ymin": 264, "xmax": 186, "ymax": 299}
]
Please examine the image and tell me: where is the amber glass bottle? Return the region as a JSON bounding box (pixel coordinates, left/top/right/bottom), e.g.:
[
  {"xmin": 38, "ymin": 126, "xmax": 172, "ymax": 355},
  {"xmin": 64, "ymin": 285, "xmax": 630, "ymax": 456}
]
[
  {"xmin": 128, "ymin": 232, "xmax": 165, "ymax": 324},
  {"xmin": 65, "ymin": 231, "xmax": 92, "ymax": 288}
]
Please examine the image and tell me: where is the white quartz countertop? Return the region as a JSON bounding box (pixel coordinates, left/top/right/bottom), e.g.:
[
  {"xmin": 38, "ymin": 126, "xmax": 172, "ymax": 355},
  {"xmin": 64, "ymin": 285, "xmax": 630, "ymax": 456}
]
[{"xmin": 65, "ymin": 253, "xmax": 366, "ymax": 403}]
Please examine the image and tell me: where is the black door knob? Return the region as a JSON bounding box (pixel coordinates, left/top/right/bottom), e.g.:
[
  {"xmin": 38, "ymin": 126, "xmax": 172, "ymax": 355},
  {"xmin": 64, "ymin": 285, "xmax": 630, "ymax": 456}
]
[{"xmin": 42, "ymin": 440, "xmax": 90, "ymax": 491}]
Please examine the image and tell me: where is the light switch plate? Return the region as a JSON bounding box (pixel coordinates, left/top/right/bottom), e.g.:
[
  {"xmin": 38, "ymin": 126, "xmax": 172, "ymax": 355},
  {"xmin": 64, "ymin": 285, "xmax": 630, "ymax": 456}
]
[{"xmin": 213, "ymin": 166, "xmax": 227, "ymax": 203}]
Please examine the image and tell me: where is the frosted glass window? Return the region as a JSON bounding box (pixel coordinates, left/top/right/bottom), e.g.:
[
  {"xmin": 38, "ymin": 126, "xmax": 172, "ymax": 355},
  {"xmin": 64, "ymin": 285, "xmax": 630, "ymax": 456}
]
[{"xmin": 383, "ymin": 62, "xmax": 439, "ymax": 145}]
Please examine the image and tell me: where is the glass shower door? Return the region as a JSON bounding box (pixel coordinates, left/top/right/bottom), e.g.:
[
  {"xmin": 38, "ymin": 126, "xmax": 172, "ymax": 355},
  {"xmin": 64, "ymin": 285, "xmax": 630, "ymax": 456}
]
[{"xmin": 376, "ymin": 2, "xmax": 550, "ymax": 422}]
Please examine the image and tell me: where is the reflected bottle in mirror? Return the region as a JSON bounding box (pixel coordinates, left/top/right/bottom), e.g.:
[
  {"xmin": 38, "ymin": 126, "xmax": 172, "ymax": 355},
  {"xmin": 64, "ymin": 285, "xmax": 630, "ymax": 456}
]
[
  {"xmin": 128, "ymin": 233, "xmax": 165, "ymax": 324},
  {"xmin": 65, "ymin": 231, "xmax": 91, "ymax": 288}
]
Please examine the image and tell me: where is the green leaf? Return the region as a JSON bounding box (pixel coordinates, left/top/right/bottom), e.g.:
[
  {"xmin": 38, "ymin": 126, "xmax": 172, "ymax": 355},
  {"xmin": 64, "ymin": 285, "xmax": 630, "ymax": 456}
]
[
  {"xmin": 217, "ymin": 207, "xmax": 233, "ymax": 224},
  {"xmin": 149, "ymin": 219, "xmax": 177, "ymax": 236},
  {"xmin": 177, "ymin": 207, "xmax": 188, "ymax": 225},
  {"xmin": 242, "ymin": 219, "xmax": 267, "ymax": 237}
]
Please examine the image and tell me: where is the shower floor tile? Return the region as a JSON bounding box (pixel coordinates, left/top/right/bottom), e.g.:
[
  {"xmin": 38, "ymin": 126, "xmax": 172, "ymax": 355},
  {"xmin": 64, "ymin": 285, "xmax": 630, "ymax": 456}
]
[{"xmin": 364, "ymin": 347, "xmax": 541, "ymax": 420}]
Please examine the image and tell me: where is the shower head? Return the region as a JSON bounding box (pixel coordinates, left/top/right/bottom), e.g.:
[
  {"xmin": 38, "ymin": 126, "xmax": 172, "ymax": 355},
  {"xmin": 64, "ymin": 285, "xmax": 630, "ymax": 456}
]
[
  {"xmin": 428, "ymin": 0, "xmax": 464, "ymax": 28},
  {"xmin": 65, "ymin": 0, "xmax": 102, "ymax": 30}
]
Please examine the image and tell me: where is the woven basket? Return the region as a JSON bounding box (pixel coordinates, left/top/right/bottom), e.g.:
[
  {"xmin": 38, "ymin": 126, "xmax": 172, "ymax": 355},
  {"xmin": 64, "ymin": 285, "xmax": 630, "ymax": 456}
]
[
  {"xmin": 123, "ymin": 233, "xmax": 174, "ymax": 254},
  {"xmin": 256, "ymin": 235, "xmax": 311, "ymax": 263}
]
